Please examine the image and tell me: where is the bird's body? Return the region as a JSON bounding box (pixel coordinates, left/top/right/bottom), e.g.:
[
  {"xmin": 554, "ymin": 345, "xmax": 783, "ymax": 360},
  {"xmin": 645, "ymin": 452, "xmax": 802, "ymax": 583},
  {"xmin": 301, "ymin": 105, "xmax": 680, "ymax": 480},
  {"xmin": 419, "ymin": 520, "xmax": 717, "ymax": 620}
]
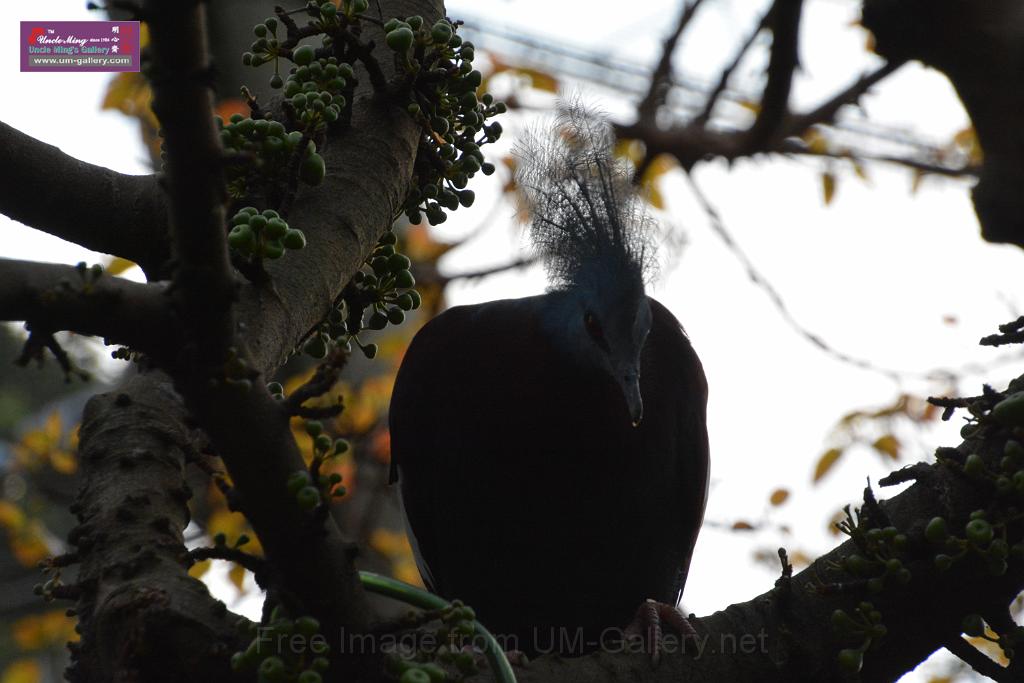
[
  {"xmin": 389, "ymin": 293, "xmax": 708, "ymax": 653},
  {"xmin": 388, "ymin": 105, "xmax": 709, "ymax": 655}
]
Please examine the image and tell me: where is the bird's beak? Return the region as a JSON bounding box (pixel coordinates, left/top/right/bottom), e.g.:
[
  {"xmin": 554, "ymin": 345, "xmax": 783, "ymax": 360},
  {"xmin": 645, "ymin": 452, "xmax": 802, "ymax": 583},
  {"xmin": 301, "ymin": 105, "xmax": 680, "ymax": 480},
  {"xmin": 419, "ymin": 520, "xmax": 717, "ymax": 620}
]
[{"xmin": 620, "ymin": 371, "xmax": 643, "ymax": 427}]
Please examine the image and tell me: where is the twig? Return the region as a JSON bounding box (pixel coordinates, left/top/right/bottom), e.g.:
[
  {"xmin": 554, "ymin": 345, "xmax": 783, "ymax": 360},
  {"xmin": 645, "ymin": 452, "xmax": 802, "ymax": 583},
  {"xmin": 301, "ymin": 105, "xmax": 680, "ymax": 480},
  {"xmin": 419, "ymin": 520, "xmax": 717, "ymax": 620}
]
[
  {"xmin": 693, "ymin": 11, "xmax": 770, "ymax": 127},
  {"xmin": 683, "ymin": 173, "xmax": 1008, "ymax": 382},
  {"xmin": 445, "ymin": 256, "xmax": 537, "ymax": 282},
  {"xmin": 878, "ymin": 463, "xmax": 933, "ymax": 487},
  {"xmin": 636, "ymin": 0, "xmax": 708, "ymax": 124},
  {"xmin": 981, "ymin": 316, "xmax": 1024, "ymax": 346},
  {"xmin": 783, "ymin": 61, "xmax": 903, "ymax": 136}
]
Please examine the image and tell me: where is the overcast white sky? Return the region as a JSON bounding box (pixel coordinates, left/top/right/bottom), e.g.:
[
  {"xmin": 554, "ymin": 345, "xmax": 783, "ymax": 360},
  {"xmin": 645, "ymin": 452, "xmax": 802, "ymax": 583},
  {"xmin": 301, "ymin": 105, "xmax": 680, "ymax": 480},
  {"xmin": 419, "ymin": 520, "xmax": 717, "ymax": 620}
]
[{"xmin": 3, "ymin": 1, "xmax": 1021, "ymax": 680}]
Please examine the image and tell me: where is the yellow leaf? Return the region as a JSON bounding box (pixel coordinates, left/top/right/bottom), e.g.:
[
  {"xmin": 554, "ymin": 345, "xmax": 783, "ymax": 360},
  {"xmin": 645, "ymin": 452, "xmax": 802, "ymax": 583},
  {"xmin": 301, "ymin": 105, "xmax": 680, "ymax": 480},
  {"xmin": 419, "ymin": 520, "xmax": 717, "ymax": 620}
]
[
  {"xmin": 395, "ymin": 559, "xmax": 423, "ymax": 587},
  {"xmin": 910, "ymin": 169, "xmax": 925, "ymax": 194},
  {"xmin": 813, "ymin": 448, "xmax": 843, "ymax": 483},
  {"xmin": 512, "ymin": 67, "xmax": 558, "ymax": 93},
  {"xmin": 12, "ymin": 528, "xmax": 50, "ymax": 567},
  {"xmin": 788, "ymin": 550, "xmax": 812, "ymax": 568},
  {"xmin": 737, "ymin": 99, "xmax": 761, "ymax": 114},
  {"xmin": 1, "ymin": 659, "xmax": 41, "ymax": 683},
  {"xmin": 851, "ymin": 159, "xmax": 869, "ymax": 183},
  {"xmin": 645, "ymin": 185, "xmax": 665, "ymax": 211},
  {"xmin": 802, "ymin": 127, "xmax": 828, "ymax": 155},
  {"xmin": 49, "ymin": 450, "xmax": 77, "ymax": 475},
  {"xmin": 43, "ymin": 412, "xmax": 62, "ymax": 441},
  {"xmin": 827, "ymin": 509, "xmax": 847, "ymax": 536},
  {"xmin": 769, "ymin": 488, "xmax": 790, "ymax": 506},
  {"xmin": 228, "ymin": 564, "xmax": 247, "ymax": 593},
  {"xmin": 822, "ymin": 172, "xmax": 836, "ymax": 205},
  {"xmin": 370, "ymin": 528, "xmax": 412, "ymax": 558},
  {"xmin": 206, "ymin": 509, "xmax": 248, "ymax": 542},
  {"xmin": 613, "ymin": 139, "xmax": 645, "ymax": 167},
  {"xmin": 11, "ymin": 610, "xmax": 76, "ymax": 650},
  {"xmin": 214, "ymin": 99, "xmax": 249, "ymax": 124},
  {"xmin": 0, "ymin": 501, "xmax": 24, "ymax": 527},
  {"xmin": 105, "ymin": 257, "xmax": 137, "ymax": 276},
  {"xmin": 189, "ymin": 558, "xmax": 211, "ymax": 580},
  {"xmin": 966, "ymin": 631, "xmax": 1008, "ymax": 665},
  {"xmin": 640, "ymin": 154, "xmax": 678, "ymax": 210},
  {"xmin": 872, "ymin": 434, "xmax": 901, "ymax": 460}
]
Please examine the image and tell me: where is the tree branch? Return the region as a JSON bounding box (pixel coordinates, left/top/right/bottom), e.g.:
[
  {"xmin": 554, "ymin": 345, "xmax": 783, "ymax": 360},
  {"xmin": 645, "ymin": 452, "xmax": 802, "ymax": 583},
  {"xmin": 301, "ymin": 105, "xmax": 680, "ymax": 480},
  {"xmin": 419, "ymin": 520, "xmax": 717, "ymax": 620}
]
[
  {"xmin": 782, "ymin": 61, "xmax": 903, "ymax": 138},
  {"xmin": 472, "ymin": 450, "xmax": 1024, "ymax": 681},
  {"xmin": 145, "ymin": 0, "xmax": 234, "ymax": 360},
  {"xmin": 744, "ymin": 0, "xmax": 804, "ymax": 150},
  {"xmin": 0, "ymin": 121, "xmax": 171, "ymax": 277},
  {"xmin": 0, "ymin": 258, "xmax": 174, "ymax": 351},
  {"xmin": 636, "ymin": 0, "xmax": 708, "ymax": 124},
  {"xmin": 693, "ymin": 9, "xmax": 770, "ymax": 127},
  {"xmin": 68, "ymin": 373, "xmax": 249, "ymax": 681}
]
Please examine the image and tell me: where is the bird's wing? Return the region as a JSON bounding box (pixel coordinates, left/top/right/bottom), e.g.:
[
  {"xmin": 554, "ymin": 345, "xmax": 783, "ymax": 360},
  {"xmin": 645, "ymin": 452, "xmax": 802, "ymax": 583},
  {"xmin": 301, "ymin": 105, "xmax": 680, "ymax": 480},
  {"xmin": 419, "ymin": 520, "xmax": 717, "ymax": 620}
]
[{"xmin": 648, "ymin": 297, "xmax": 710, "ymax": 604}]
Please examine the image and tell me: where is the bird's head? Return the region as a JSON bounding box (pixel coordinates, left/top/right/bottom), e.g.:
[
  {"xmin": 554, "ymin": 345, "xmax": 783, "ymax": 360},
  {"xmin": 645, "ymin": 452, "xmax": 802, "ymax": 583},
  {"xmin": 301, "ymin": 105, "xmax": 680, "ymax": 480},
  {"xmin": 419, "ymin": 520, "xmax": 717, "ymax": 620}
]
[
  {"xmin": 516, "ymin": 101, "xmax": 658, "ymax": 426},
  {"xmin": 573, "ymin": 280, "xmax": 651, "ymax": 426}
]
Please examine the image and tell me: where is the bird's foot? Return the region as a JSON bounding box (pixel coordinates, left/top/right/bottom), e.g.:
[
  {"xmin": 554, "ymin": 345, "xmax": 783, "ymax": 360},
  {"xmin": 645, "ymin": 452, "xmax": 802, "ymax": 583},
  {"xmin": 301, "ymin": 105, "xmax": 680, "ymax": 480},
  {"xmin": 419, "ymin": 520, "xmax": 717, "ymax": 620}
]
[{"xmin": 623, "ymin": 599, "xmax": 698, "ymax": 666}]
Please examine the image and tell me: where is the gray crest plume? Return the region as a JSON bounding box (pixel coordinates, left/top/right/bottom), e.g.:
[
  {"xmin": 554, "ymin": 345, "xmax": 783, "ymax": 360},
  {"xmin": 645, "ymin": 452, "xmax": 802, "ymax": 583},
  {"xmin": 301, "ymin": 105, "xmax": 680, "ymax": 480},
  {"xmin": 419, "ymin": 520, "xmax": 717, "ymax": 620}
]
[{"xmin": 515, "ymin": 103, "xmax": 656, "ymax": 292}]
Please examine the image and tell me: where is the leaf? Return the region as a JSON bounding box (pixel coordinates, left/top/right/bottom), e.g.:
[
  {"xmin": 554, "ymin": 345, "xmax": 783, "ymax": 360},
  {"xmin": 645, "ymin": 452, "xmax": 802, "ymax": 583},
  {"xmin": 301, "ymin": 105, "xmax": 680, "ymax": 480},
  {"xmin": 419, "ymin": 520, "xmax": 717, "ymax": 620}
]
[
  {"xmin": 11, "ymin": 610, "xmax": 77, "ymax": 650},
  {"xmin": 105, "ymin": 257, "xmax": 137, "ymax": 276},
  {"xmin": 613, "ymin": 139, "xmax": 645, "ymax": 167},
  {"xmin": 872, "ymin": 434, "xmax": 901, "ymax": 460},
  {"xmin": 802, "ymin": 127, "xmax": 828, "ymax": 154},
  {"xmin": 479, "ymin": 57, "xmax": 559, "ymax": 94},
  {"xmin": 189, "ymin": 558, "xmax": 211, "ymax": 579},
  {"xmin": 214, "ymin": 98, "xmax": 249, "ymax": 124},
  {"xmin": 1, "ymin": 659, "xmax": 41, "ymax": 683},
  {"xmin": 227, "ymin": 564, "xmax": 247, "ymax": 592},
  {"xmin": 910, "ymin": 169, "xmax": 925, "ymax": 194},
  {"xmin": 851, "ymin": 159, "xmax": 870, "ymax": 183},
  {"xmin": 731, "ymin": 520, "xmax": 755, "ymax": 531},
  {"xmin": 827, "ymin": 509, "xmax": 847, "ymax": 536},
  {"xmin": 737, "ymin": 99, "xmax": 761, "ymax": 114},
  {"xmin": 822, "ymin": 172, "xmax": 836, "ymax": 205},
  {"xmin": 639, "ymin": 154, "xmax": 679, "ymax": 210},
  {"xmin": 769, "ymin": 488, "xmax": 790, "ymax": 506},
  {"xmin": 813, "ymin": 447, "xmax": 844, "ymax": 483}
]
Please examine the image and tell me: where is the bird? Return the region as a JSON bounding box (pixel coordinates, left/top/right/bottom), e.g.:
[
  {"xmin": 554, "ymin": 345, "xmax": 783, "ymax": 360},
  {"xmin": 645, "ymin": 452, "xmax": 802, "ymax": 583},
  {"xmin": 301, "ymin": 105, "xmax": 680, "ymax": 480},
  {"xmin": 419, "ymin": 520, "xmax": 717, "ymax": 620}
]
[{"xmin": 388, "ymin": 104, "xmax": 709, "ymax": 657}]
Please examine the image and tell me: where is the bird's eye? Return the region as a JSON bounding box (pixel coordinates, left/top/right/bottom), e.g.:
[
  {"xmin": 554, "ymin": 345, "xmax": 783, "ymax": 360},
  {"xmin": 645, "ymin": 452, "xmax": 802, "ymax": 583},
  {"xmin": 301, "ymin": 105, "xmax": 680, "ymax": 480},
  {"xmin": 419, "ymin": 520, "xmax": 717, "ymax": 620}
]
[{"xmin": 583, "ymin": 311, "xmax": 607, "ymax": 347}]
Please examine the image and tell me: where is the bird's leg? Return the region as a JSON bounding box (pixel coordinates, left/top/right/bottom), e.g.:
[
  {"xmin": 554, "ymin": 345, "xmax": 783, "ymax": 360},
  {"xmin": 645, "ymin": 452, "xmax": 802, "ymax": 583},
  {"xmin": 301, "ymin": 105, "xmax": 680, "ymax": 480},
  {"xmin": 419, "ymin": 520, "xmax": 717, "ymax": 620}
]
[{"xmin": 623, "ymin": 599, "xmax": 698, "ymax": 666}]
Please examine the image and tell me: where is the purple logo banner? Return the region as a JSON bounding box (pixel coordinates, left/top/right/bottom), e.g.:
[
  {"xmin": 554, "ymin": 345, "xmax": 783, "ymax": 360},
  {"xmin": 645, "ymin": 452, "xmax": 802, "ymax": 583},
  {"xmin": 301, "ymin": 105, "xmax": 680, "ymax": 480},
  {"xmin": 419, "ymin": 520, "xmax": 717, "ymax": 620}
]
[{"xmin": 21, "ymin": 21, "xmax": 140, "ymax": 73}]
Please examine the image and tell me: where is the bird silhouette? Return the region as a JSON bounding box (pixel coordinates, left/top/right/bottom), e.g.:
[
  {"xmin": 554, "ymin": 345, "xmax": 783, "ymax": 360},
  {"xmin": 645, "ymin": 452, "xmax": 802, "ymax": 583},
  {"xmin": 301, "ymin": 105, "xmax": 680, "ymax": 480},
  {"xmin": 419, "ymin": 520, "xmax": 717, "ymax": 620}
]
[{"xmin": 389, "ymin": 105, "xmax": 709, "ymax": 657}]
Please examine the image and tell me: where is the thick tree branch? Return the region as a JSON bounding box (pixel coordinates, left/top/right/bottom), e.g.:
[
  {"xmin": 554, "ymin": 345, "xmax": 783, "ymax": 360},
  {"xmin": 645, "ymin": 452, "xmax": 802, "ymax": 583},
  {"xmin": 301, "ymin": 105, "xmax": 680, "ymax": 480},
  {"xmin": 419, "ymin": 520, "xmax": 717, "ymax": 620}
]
[
  {"xmin": 0, "ymin": 121, "xmax": 171, "ymax": 277},
  {"xmin": 470, "ymin": 450, "xmax": 1024, "ymax": 681},
  {"xmin": 68, "ymin": 373, "xmax": 249, "ymax": 682},
  {"xmin": 235, "ymin": 12, "xmax": 428, "ymax": 375},
  {"xmin": 145, "ymin": 0, "xmax": 234, "ymax": 359},
  {"xmin": 0, "ymin": 258, "xmax": 174, "ymax": 350}
]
